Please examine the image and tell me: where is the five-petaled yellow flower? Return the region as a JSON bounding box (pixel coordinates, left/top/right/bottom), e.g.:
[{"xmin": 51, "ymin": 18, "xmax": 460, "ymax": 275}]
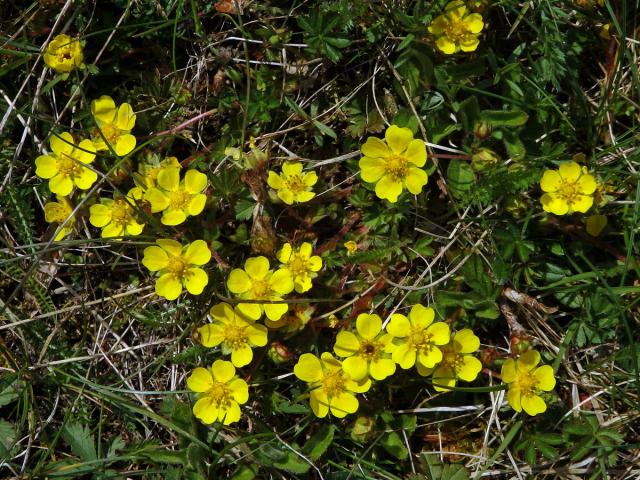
[
  {"xmin": 385, "ymin": 304, "xmax": 450, "ymax": 370},
  {"xmin": 89, "ymin": 189, "xmax": 144, "ymax": 239},
  {"xmin": 197, "ymin": 303, "xmax": 268, "ymax": 367},
  {"xmin": 540, "ymin": 161, "xmax": 597, "ymax": 215},
  {"xmin": 227, "ymin": 256, "xmax": 294, "ymax": 321},
  {"xmin": 35, "ymin": 132, "xmax": 97, "ymax": 196},
  {"xmin": 43, "ymin": 34, "xmax": 84, "ymax": 73},
  {"xmin": 294, "ymin": 352, "xmax": 371, "ymax": 418},
  {"xmin": 142, "ymin": 239, "xmax": 211, "ymax": 300},
  {"xmin": 359, "ymin": 125, "xmax": 428, "ymax": 203},
  {"xmin": 501, "ymin": 350, "xmax": 556, "ymax": 416},
  {"xmin": 144, "ymin": 168, "xmax": 208, "ymax": 226},
  {"xmin": 44, "ymin": 196, "xmax": 75, "ymax": 240},
  {"xmin": 277, "ymin": 242, "xmax": 322, "ymax": 293},
  {"xmin": 90, "ymin": 95, "xmax": 137, "ymax": 156},
  {"xmin": 267, "ymin": 162, "xmax": 317, "ymax": 205},
  {"xmin": 187, "ymin": 360, "xmax": 249, "ymax": 425},
  {"xmin": 417, "ymin": 329, "xmax": 483, "ymax": 391},
  {"xmin": 428, "ymin": 1, "xmax": 484, "ymax": 54},
  {"xmin": 334, "ymin": 313, "xmax": 396, "ymax": 382}
]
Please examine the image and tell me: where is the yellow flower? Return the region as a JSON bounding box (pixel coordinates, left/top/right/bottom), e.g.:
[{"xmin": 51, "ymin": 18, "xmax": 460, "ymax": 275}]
[
  {"xmin": 417, "ymin": 329, "xmax": 483, "ymax": 391},
  {"xmin": 428, "ymin": 1, "xmax": 484, "ymax": 54},
  {"xmin": 276, "ymin": 242, "xmax": 322, "ymax": 293},
  {"xmin": 294, "ymin": 352, "xmax": 371, "ymax": 418},
  {"xmin": 540, "ymin": 161, "xmax": 597, "ymax": 215},
  {"xmin": 142, "ymin": 239, "xmax": 211, "ymax": 300},
  {"xmin": 44, "ymin": 196, "xmax": 75, "ymax": 240},
  {"xmin": 35, "ymin": 132, "xmax": 97, "ymax": 196},
  {"xmin": 344, "ymin": 241, "xmax": 358, "ymax": 256},
  {"xmin": 501, "ymin": 350, "xmax": 556, "ymax": 416},
  {"xmin": 334, "ymin": 314, "xmax": 396, "ymax": 381},
  {"xmin": 265, "ymin": 303, "xmax": 314, "ymax": 331},
  {"xmin": 187, "ymin": 360, "xmax": 249, "ymax": 425},
  {"xmin": 197, "ymin": 303, "xmax": 268, "ymax": 367},
  {"xmin": 359, "ymin": 125, "xmax": 428, "ymax": 203},
  {"xmin": 227, "ymin": 256, "xmax": 294, "ymax": 321},
  {"xmin": 90, "ymin": 95, "xmax": 136, "ymax": 156},
  {"xmin": 385, "ymin": 304, "xmax": 450, "ymax": 370},
  {"xmin": 144, "ymin": 168, "xmax": 208, "ymax": 225},
  {"xmin": 43, "ymin": 34, "xmax": 83, "ymax": 73},
  {"xmin": 267, "ymin": 162, "xmax": 317, "ymax": 205},
  {"xmin": 89, "ymin": 189, "xmax": 144, "ymax": 239}
]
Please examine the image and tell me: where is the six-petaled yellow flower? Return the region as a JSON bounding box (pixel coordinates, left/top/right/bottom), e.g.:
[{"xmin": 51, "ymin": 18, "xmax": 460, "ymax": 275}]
[
  {"xmin": 35, "ymin": 132, "xmax": 97, "ymax": 196},
  {"xmin": 227, "ymin": 256, "xmax": 294, "ymax": 321},
  {"xmin": 334, "ymin": 313, "xmax": 396, "ymax": 381},
  {"xmin": 90, "ymin": 95, "xmax": 137, "ymax": 156},
  {"xmin": 197, "ymin": 303, "xmax": 268, "ymax": 367},
  {"xmin": 428, "ymin": 1, "xmax": 484, "ymax": 54},
  {"xmin": 187, "ymin": 360, "xmax": 249, "ymax": 425},
  {"xmin": 277, "ymin": 242, "xmax": 322, "ymax": 293},
  {"xmin": 89, "ymin": 189, "xmax": 144, "ymax": 239},
  {"xmin": 540, "ymin": 161, "xmax": 597, "ymax": 215},
  {"xmin": 501, "ymin": 350, "xmax": 556, "ymax": 416},
  {"xmin": 267, "ymin": 162, "xmax": 317, "ymax": 205},
  {"xmin": 385, "ymin": 304, "xmax": 450, "ymax": 370},
  {"xmin": 360, "ymin": 125, "xmax": 428, "ymax": 203},
  {"xmin": 43, "ymin": 34, "xmax": 84, "ymax": 73},
  {"xmin": 294, "ymin": 352, "xmax": 371, "ymax": 418},
  {"xmin": 142, "ymin": 239, "xmax": 211, "ymax": 300},
  {"xmin": 417, "ymin": 328, "xmax": 482, "ymax": 391},
  {"xmin": 44, "ymin": 196, "xmax": 75, "ymax": 240},
  {"xmin": 144, "ymin": 168, "xmax": 208, "ymax": 225}
]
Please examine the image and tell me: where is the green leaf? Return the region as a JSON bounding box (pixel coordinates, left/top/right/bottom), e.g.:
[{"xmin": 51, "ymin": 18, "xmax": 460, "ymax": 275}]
[
  {"xmin": 302, "ymin": 424, "xmax": 335, "ymax": 461},
  {"xmin": 235, "ymin": 198, "xmax": 255, "ymax": 221},
  {"xmin": 422, "ymin": 454, "xmax": 470, "ymax": 480},
  {"xmin": 312, "ymin": 119, "xmax": 337, "ymax": 139},
  {"xmin": 381, "ymin": 431, "xmax": 408, "ymax": 460},
  {"xmin": 0, "ymin": 419, "xmax": 16, "ymax": 456},
  {"xmin": 447, "ymin": 160, "xmax": 475, "ymax": 198},
  {"xmin": 480, "ymin": 109, "xmax": 529, "ymax": 127},
  {"xmin": 0, "ymin": 375, "xmax": 21, "ymax": 407},
  {"xmin": 231, "ymin": 464, "xmax": 258, "ymax": 480},
  {"xmin": 62, "ymin": 421, "xmax": 97, "ymax": 462}
]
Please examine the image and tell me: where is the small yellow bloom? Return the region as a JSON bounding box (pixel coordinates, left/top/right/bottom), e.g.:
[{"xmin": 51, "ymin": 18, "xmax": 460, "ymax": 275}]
[
  {"xmin": 142, "ymin": 239, "xmax": 211, "ymax": 300},
  {"xmin": 334, "ymin": 314, "xmax": 396, "ymax": 381},
  {"xmin": 501, "ymin": 350, "xmax": 556, "ymax": 416},
  {"xmin": 35, "ymin": 132, "xmax": 97, "ymax": 196},
  {"xmin": 89, "ymin": 189, "xmax": 144, "ymax": 239},
  {"xmin": 294, "ymin": 352, "xmax": 371, "ymax": 418},
  {"xmin": 144, "ymin": 168, "xmax": 208, "ymax": 226},
  {"xmin": 44, "ymin": 196, "xmax": 75, "ymax": 240},
  {"xmin": 187, "ymin": 360, "xmax": 249, "ymax": 425},
  {"xmin": 428, "ymin": 1, "xmax": 484, "ymax": 54},
  {"xmin": 43, "ymin": 34, "xmax": 83, "ymax": 73},
  {"xmin": 267, "ymin": 162, "xmax": 317, "ymax": 205},
  {"xmin": 344, "ymin": 241, "xmax": 358, "ymax": 256},
  {"xmin": 417, "ymin": 329, "xmax": 483, "ymax": 391},
  {"xmin": 265, "ymin": 303, "xmax": 314, "ymax": 331},
  {"xmin": 359, "ymin": 125, "xmax": 428, "ymax": 203},
  {"xmin": 197, "ymin": 303, "xmax": 268, "ymax": 367},
  {"xmin": 90, "ymin": 95, "xmax": 136, "ymax": 156},
  {"xmin": 227, "ymin": 256, "xmax": 294, "ymax": 321},
  {"xmin": 277, "ymin": 242, "xmax": 322, "ymax": 293},
  {"xmin": 540, "ymin": 161, "xmax": 597, "ymax": 215},
  {"xmin": 385, "ymin": 304, "xmax": 450, "ymax": 370}
]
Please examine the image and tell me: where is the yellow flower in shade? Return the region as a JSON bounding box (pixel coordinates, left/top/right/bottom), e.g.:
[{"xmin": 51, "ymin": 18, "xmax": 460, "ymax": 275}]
[
  {"xmin": 385, "ymin": 304, "xmax": 450, "ymax": 370},
  {"xmin": 227, "ymin": 256, "xmax": 294, "ymax": 321},
  {"xmin": 35, "ymin": 132, "xmax": 97, "ymax": 196},
  {"xmin": 428, "ymin": 1, "xmax": 484, "ymax": 54},
  {"xmin": 267, "ymin": 162, "xmax": 317, "ymax": 205},
  {"xmin": 142, "ymin": 239, "xmax": 211, "ymax": 300},
  {"xmin": 501, "ymin": 350, "xmax": 556, "ymax": 416},
  {"xmin": 44, "ymin": 196, "xmax": 75, "ymax": 240},
  {"xmin": 43, "ymin": 34, "xmax": 83, "ymax": 73},
  {"xmin": 417, "ymin": 329, "xmax": 483, "ymax": 391},
  {"xmin": 196, "ymin": 303, "xmax": 268, "ymax": 367},
  {"xmin": 277, "ymin": 242, "xmax": 322, "ymax": 293},
  {"xmin": 144, "ymin": 168, "xmax": 208, "ymax": 226},
  {"xmin": 344, "ymin": 241, "xmax": 358, "ymax": 256},
  {"xmin": 265, "ymin": 303, "xmax": 314, "ymax": 331},
  {"xmin": 334, "ymin": 314, "xmax": 396, "ymax": 381},
  {"xmin": 89, "ymin": 189, "xmax": 144, "ymax": 239},
  {"xmin": 90, "ymin": 95, "xmax": 136, "ymax": 156},
  {"xmin": 540, "ymin": 161, "xmax": 597, "ymax": 215},
  {"xmin": 359, "ymin": 125, "xmax": 428, "ymax": 203},
  {"xmin": 294, "ymin": 352, "xmax": 371, "ymax": 418},
  {"xmin": 187, "ymin": 360, "xmax": 249, "ymax": 425}
]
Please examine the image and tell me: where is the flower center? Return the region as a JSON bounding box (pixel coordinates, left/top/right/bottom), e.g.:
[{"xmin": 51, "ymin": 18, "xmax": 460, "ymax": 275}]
[
  {"xmin": 167, "ymin": 256, "xmax": 187, "ymax": 278},
  {"xmin": 250, "ymin": 279, "xmax": 273, "ymax": 299},
  {"xmin": 224, "ymin": 323, "xmax": 250, "ymax": 349},
  {"xmin": 98, "ymin": 123, "xmax": 119, "ymax": 143},
  {"xmin": 58, "ymin": 154, "xmax": 83, "ymax": 177},
  {"xmin": 517, "ymin": 371, "xmax": 540, "ymax": 397},
  {"xmin": 441, "ymin": 349, "xmax": 463, "ymax": 371},
  {"xmin": 285, "ymin": 175, "xmax": 307, "ymax": 194},
  {"xmin": 358, "ymin": 339, "xmax": 383, "ymax": 360},
  {"xmin": 407, "ymin": 327, "xmax": 435, "ymax": 354},
  {"xmin": 287, "ymin": 253, "xmax": 309, "ymax": 278},
  {"xmin": 445, "ymin": 21, "xmax": 468, "ymax": 40},
  {"xmin": 206, "ymin": 381, "xmax": 233, "ymax": 407},
  {"xmin": 557, "ymin": 180, "xmax": 580, "ymax": 204},
  {"xmin": 169, "ymin": 190, "xmax": 190, "ymax": 210},
  {"xmin": 321, "ymin": 370, "xmax": 346, "ymax": 398},
  {"xmin": 110, "ymin": 199, "xmax": 133, "ymax": 225},
  {"xmin": 385, "ymin": 154, "xmax": 409, "ymax": 181}
]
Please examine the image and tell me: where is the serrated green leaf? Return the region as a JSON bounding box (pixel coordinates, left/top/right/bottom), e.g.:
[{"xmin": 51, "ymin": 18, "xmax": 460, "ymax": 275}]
[{"xmin": 62, "ymin": 421, "xmax": 97, "ymax": 462}]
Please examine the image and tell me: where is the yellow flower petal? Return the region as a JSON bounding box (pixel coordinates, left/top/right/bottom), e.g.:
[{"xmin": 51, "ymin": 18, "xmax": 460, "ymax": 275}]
[
  {"xmin": 227, "ymin": 269, "xmax": 251, "ymax": 293},
  {"xmin": 506, "ymin": 385, "xmax": 522, "ymax": 412},
  {"xmin": 521, "ymin": 393, "xmax": 547, "ymax": 416},
  {"xmin": 76, "ymin": 140, "xmax": 96, "ymax": 163},
  {"xmin": 142, "ymin": 246, "xmax": 169, "ymax": 271},
  {"xmin": 518, "ymin": 350, "xmax": 541, "ymax": 371},
  {"xmin": 246, "ymin": 323, "xmax": 268, "ymax": 346},
  {"xmin": 294, "ymin": 191, "xmax": 315, "ymax": 203},
  {"xmin": 187, "ymin": 367, "xmax": 214, "ymax": 392},
  {"xmin": 270, "ymin": 268, "xmax": 294, "ymax": 295},
  {"xmin": 210, "ymin": 302, "xmax": 235, "ymax": 321},
  {"xmin": 184, "ymin": 170, "xmax": 208, "ymax": 194},
  {"xmin": 408, "ymin": 304, "xmax": 435, "ymax": 329},
  {"xmin": 188, "ymin": 194, "xmax": 206, "ymax": 216},
  {"xmin": 91, "ymin": 96, "xmax": 117, "ymax": 125},
  {"xmin": 101, "ymin": 223, "xmax": 124, "ymax": 239},
  {"xmin": 310, "ymin": 389, "xmax": 330, "ymax": 418},
  {"xmin": 559, "ymin": 161, "xmax": 581, "ymax": 182},
  {"xmin": 231, "ymin": 345, "xmax": 253, "ymax": 367},
  {"xmin": 267, "ymin": 171, "xmax": 284, "ymax": 189},
  {"xmin": 501, "ymin": 358, "xmax": 517, "ymax": 383},
  {"xmin": 533, "ymin": 365, "xmax": 556, "ymax": 391},
  {"xmin": 237, "ymin": 302, "xmax": 262, "ymax": 321},
  {"xmin": 229, "ymin": 378, "xmax": 249, "ymax": 404},
  {"xmin": 360, "ymin": 136, "xmax": 390, "ymax": 158},
  {"xmin": 387, "ymin": 314, "xmax": 410, "ymax": 337},
  {"xmin": 156, "ymin": 239, "xmax": 182, "ymax": 256},
  {"xmin": 385, "ymin": 125, "xmax": 413, "ymax": 154},
  {"xmin": 541, "ymin": 193, "xmax": 569, "ymax": 215},
  {"xmin": 308, "ymin": 256, "xmax": 322, "ymax": 271},
  {"xmin": 540, "ymin": 170, "xmax": 562, "ymax": 192},
  {"xmin": 302, "ymin": 171, "xmax": 318, "ymax": 186},
  {"xmin": 211, "ymin": 359, "xmax": 236, "ymax": 383},
  {"xmin": 294, "ymin": 353, "xmax": 323, "ymax": 382},
  {"xmin": 405, "ymin": 139, "xmax": 427, "ymax": 167},
  {"xmin": 432, "ymin": 365, "xmax": 457, "ymax": 392},
  {"xmin": 356, "ymin": 314, "xmax": 381, "ymax": 340},
  {"xmin": 161, "ymin": 209, "xmax": 187, "ymax": 225},
  {"xmin": 359, "ymin": 157, "xmax": 386, "ymax": 183},
  {"xmin": 184, "ymin": 268, "xmax": 208, "ymax": 295},
  {"xmin": 392, "ymin": 343, "xmax": 416, "ymax": 369},
  {"xmin": 428, "ymin": 17, "xmax": 448, "ymax": 35},
  {"xmin": 193, "ymin": 397, "xmax": 218, "ymax": 424},
  {"xmin": 197, "ymin": 324, "xmax": 225, "ymax": 347},
  {"xmin": 50, "ymin": 132, "xmax": 74, "ymax": 156},
  {"xmin": 282, "ymin": 161, "xmax": 303, "ymax": 176},
  {"xmin": 277, "ymin": 189, "xmax": 294, "ymax": 205},
  {"xmin": 436, "ymin": 36, "xmax": 457, "ymax": 54},
  {"xmin": 276, "ymin": 243, "xmax": 293, "ymax": 263},
  {"xmin": 244, "ymin": 256, "xmax": 270, "ymax": 280},
  {"xmin": 342, "ymin": 356, "xmax": 368, "ymax": 381},
  {"xmin": 74, "ymin": 168, "xmax": 98, "ymax": 190},
  {"xmin": 404, "ymin": 167, "xmax": 428, "ymax": 195},
  {"xmin": 144, "ymin": 188, "xmax": 170, "ymax": 212},
  {"xmin": 49, "ymin": 174, "xmax": 74, "ymax": 196},
  {"xmin": 417, "ymin": 347, "xmax": 443, "ymax": 369},
  {"xmin": 334, "ymin": 331, "xmax": 361, "ymax": 357},
  {"xmin": 156, "ymin": 273, "xmax": 183, "ymax": 300},
  {"xmin": 221, "ymin": 401, "xmax": 241, "ymax": 425},
  {"xmin": 330, "ymin": 392, "xmax": 358, "ymax": 418},
  {"xmin": 114, "ymin": 134, "xmax": 136, "ymax": 156},
  {"xmin": 116, "ymin": 103, "xmax": 136, "ymax": 131},
  {"xmin": 35, "ymin": 155, "xmax": 58, "ymax": 179},
  {"xmin": 570, "ymin": 195, "xmax": 593, "ymax": 213},
  {"xmin": 577, "ymin": 173, "xmax": 597, "ymax": 195},
  {"xmin": 184, "ymin": 240, "xmax": 211, "ymax": 265},
  {"xmin": 453, "ymin": 329, "xmax": 480, "ymax": 353},
  {"xmin": 457, "ymin": 355, "xmax": 482, "ymax": 382},
  {"xmin": 369, "ymin": 358, "xmax": 396, "ymax": 381},
  {"xmin": 157, "ymin": 167, "xmax": 180, "ymax": 191},
  {"xmin": 375, "ymin": 174, "xmax": 403, "ymax": 202},
  {"xmin": 464, "ymin": 13, "xmax": 484, "ymax": 33},
  {"xmin": 125, "ymin": 221, "xmax": 144, "ymax": 236},
  {"xmin": 264, "ymin": 302, "xmax": 288, "ymax": 321}
]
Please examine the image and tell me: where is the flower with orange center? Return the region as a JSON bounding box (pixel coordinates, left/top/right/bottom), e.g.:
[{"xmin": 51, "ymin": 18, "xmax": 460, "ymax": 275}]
[
  {"xmin": 277, "ymin": 242, "xmax": 322, "ymax": 293},
  {"xmin": 501, "ymin": 350, "xmax": 556, "ymax": 416},
  {"xmin": 428, "ymin": 1, "xmax": 484, "ymax": 54},
  {"xmin": 540, "ymin": 161, "xmax": 597, "ymax": 215},
  {"xmin": 43, "ymin": 34, "xmax": 84, "ymax": 73},
  {"xmin": 90, "ymin": 95, "xmax": 137, "ymax": 156}
]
